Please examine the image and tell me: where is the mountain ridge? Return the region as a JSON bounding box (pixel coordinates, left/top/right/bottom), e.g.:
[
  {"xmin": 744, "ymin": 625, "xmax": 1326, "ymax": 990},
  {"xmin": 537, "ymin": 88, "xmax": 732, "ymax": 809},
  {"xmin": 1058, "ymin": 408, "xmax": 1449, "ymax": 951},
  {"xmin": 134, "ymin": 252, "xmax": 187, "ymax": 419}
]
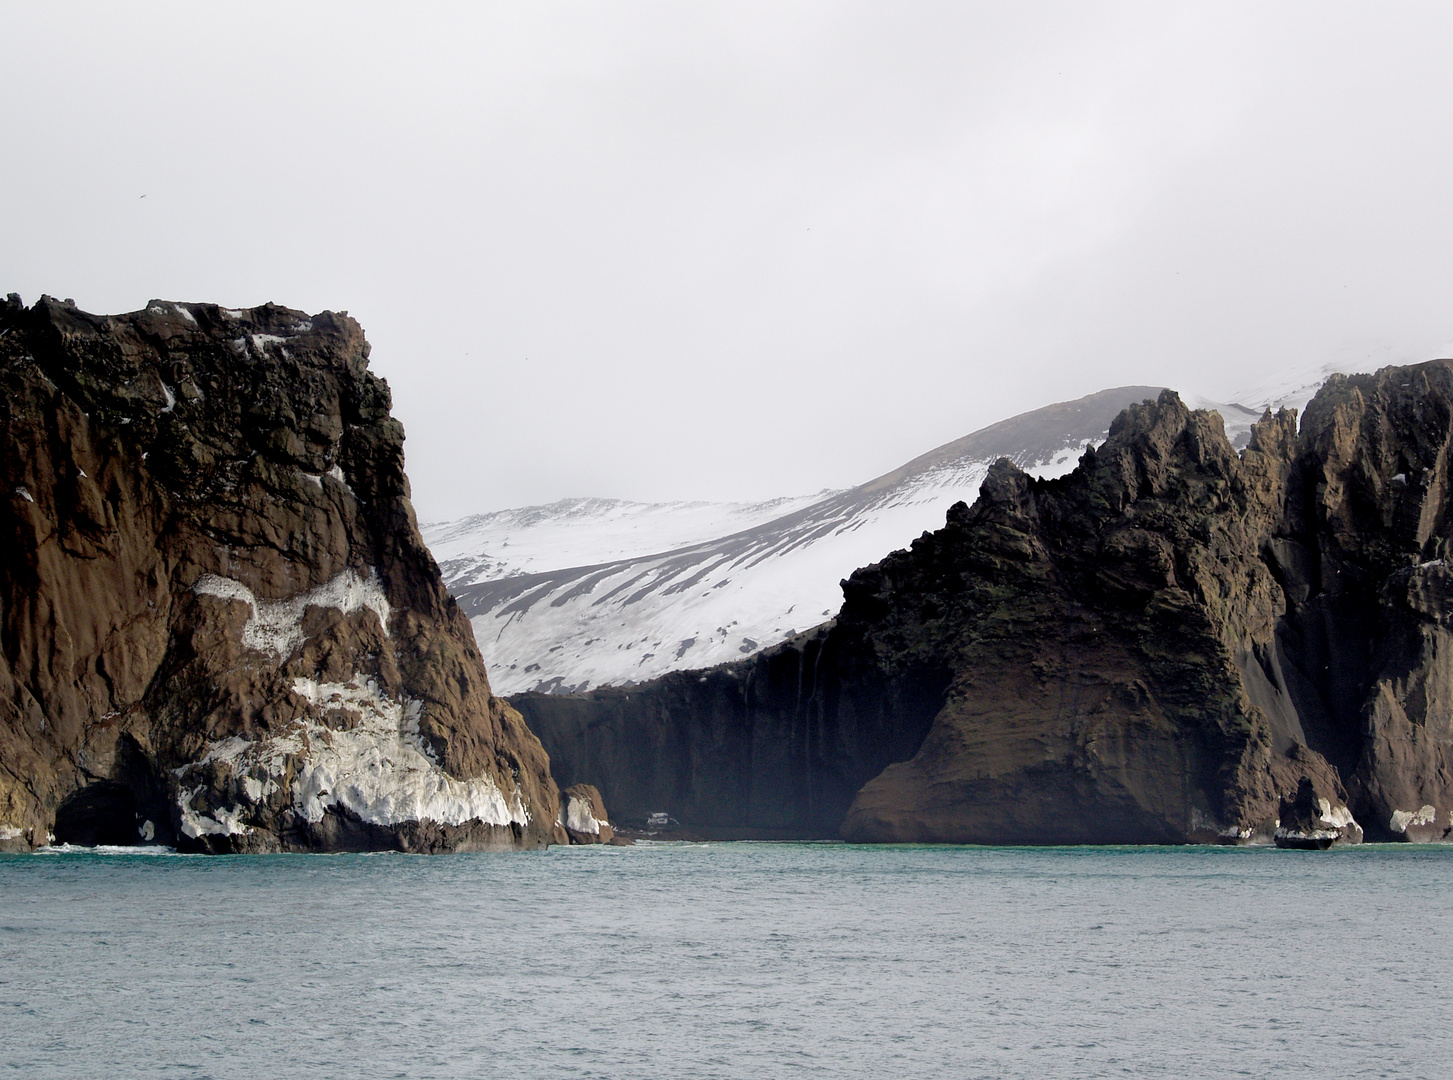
[
  {"xmin": 427, "ymin": 385, "xmax": 1165, "ymax": 694},
  {"xmin": 516, "ymin": 362, "xmax": 1453, "ymax": 846}
]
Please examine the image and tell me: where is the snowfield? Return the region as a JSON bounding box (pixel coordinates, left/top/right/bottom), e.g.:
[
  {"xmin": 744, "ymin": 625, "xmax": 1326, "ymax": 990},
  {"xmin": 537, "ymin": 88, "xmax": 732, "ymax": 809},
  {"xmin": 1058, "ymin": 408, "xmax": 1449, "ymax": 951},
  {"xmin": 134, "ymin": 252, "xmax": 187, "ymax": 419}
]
[{"xmin": 423, "ymin": 361, "xmax": 1426, "ymax": 695}]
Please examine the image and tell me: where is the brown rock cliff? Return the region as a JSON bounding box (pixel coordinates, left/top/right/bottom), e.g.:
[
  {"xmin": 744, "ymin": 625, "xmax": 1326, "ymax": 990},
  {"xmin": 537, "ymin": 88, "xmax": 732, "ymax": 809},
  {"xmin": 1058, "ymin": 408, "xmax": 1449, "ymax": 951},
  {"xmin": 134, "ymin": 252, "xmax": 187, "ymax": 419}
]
[{"xmin": 0, "ymin": 295, "xmax": 561, "ymax": 852}]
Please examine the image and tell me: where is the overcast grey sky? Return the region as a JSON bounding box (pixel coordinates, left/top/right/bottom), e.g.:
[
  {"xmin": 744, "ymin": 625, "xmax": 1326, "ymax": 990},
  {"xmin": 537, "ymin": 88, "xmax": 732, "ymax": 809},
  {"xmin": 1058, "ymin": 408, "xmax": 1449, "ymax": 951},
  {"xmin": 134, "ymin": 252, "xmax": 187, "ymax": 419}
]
[{"xmin": 4, "ymin": 2, "xmax": 1453, "ymax": 520}]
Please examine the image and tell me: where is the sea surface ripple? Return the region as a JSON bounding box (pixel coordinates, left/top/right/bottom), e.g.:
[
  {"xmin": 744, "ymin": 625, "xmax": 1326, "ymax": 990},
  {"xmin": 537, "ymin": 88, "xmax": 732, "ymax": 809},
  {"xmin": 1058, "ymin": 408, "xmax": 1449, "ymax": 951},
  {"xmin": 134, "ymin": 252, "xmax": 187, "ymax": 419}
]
[{"xmin": 2, "ymin": 842, "xmax": 1451, "ymax": 1078}]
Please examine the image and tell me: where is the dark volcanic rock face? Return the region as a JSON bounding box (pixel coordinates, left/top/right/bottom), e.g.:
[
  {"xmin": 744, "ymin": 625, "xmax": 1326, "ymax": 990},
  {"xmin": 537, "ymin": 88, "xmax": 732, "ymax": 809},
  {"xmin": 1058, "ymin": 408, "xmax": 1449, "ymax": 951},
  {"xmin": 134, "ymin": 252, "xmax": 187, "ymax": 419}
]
[
  {"xmin": 515, "ymin": 631, "xmax": 948, "ymax": 837},
  {"xmin": 0, "ymin": 295, "xmax": 561, "ymax": 852},
  {"xmin": 520, "ymin": 364, "xmax": 1453, "ymax": 844}
]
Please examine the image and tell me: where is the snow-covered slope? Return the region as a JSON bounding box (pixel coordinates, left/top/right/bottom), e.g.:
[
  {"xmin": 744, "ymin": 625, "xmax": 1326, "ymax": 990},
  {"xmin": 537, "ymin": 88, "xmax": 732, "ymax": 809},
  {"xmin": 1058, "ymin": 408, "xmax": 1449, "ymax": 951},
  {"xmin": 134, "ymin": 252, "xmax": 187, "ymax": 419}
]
[
  {"xmin": 1183, "ymin": 360, "xmax": 1359, "ymax": 449},
  {"xmin": 427, "ymin": 357, "xmax": 1433, "ymax": 695},
  {"xmin": 424, "ymin": 386, "xmax": 1162, "ymax": 694},
  {"xmin": 424, "ymin": 493, "xmax": 836, "ymax": 587}
]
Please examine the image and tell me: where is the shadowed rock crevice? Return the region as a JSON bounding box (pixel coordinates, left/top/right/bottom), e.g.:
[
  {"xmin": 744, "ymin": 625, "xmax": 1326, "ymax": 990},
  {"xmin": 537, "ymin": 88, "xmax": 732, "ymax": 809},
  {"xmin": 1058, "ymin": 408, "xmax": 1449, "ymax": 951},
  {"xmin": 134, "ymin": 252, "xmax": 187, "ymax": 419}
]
[
  {"xmin": 517, "ymin": 632, "xmax": 950, "ymax": 837},
  {"xmin": 53, "ymin": 781, "xmax": 139, "ymax": 847}
]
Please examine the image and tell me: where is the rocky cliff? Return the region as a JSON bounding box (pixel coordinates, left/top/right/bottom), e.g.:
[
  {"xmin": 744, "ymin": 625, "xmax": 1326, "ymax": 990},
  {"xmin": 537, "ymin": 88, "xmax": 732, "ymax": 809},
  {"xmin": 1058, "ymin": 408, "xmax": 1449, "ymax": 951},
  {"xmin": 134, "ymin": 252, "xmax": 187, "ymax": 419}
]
[
  {"xmin": 518, "ymin": 364, "xmax": 1453, "ymax": 845},
  {"xmin": 0, "ymin": 295, "xmax": 565, "ymax": 852}
]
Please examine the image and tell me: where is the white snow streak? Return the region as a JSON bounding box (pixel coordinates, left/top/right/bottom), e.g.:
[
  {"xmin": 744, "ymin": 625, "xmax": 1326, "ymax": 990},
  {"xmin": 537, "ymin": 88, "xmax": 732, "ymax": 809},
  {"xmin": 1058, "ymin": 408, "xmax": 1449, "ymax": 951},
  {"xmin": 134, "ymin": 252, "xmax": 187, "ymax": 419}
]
[
  {"xmin": 176, "ymin": 675, "xmax": 529, "ymax": 836},
  {"xmin": 561, "ymin": 793, "xmax": 606, "ymax": 835},
  {"xmin": 1389, "ymin": 805, "xmax": 1438, "ymax": 833},
  {"xmin": 193, "ymin": 568, "xmax": 391, "ymax": 660}
]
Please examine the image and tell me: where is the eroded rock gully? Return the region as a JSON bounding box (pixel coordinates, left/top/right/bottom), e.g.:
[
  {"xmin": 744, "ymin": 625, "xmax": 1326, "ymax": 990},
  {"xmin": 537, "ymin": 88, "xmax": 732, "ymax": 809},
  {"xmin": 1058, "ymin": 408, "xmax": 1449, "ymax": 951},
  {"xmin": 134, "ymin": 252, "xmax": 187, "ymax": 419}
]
[
  {"xmin": 518, "ymin": 365, "xmax": 1453, "ymax": 845},
  {"xmin": 0, "ymin": 295, "xmax": 565, "ymax": 852}
]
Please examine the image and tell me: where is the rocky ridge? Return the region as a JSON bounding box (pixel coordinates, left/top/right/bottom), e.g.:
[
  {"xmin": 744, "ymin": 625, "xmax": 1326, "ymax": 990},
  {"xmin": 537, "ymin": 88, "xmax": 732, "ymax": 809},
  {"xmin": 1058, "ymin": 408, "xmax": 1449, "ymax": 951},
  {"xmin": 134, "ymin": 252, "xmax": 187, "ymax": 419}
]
[
  {"xmin": 518, "ymin": 364, "xmax": 1453, "ymax": 845},
  {"xmin": 0, "ymin": 295, "xmax": 571, "ymax": 853},
  {"xmin": 432, "ymin": 387, "xmax": 1164, "ymax": 695}
]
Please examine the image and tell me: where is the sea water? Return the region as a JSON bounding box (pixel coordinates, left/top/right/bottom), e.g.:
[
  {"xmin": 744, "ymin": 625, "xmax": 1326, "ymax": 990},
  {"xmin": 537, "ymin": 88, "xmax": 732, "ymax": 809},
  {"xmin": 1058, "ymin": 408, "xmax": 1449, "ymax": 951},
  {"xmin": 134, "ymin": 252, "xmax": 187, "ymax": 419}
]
[{"xmin": 2, "ymin": 842, "xmax": 1450, "ymax": 1079}]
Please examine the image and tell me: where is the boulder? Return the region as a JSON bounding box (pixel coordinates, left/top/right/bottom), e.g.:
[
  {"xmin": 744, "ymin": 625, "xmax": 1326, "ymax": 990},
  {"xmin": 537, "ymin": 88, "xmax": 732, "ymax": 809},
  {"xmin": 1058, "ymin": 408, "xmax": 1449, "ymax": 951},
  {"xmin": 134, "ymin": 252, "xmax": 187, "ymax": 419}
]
[
  {"xmin": 1275, "ymin": 776, "xmax": 1363, "ymax": 849},
  {"xmin": 557, "ymin": 783, "xmax": 618, "ymax": 844}
]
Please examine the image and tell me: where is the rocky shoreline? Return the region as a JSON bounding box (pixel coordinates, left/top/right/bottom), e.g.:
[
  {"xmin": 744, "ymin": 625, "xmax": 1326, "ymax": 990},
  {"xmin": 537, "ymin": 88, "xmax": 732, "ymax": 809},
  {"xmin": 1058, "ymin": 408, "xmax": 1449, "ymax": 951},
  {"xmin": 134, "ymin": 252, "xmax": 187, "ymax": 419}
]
[{"xmin": 6, "ymin": 293, "xmax": 1451, "ymax": 853}]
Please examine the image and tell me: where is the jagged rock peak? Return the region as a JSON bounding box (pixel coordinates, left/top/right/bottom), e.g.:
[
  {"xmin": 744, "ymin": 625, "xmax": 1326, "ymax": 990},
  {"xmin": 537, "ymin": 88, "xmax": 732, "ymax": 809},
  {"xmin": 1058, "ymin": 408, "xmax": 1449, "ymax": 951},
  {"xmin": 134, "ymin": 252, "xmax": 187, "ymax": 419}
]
[
  {"xmin": 0, "ymin": 296, "xmax": 564, "ymax": 852},
  {"xmin": 521, "ymin": 367, "xmax": 1453, "ymax": 846}
]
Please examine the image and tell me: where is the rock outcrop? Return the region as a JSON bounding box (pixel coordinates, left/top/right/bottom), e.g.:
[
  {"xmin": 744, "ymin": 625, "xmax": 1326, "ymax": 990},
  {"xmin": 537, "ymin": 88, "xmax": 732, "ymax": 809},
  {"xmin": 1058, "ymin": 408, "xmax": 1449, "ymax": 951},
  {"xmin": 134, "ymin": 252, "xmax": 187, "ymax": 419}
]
[
  {"xmin": 519, "ymin": 364, "xmax": 1453, "ymax": 844},
  {"xmin": 557, "ymin": 783, "xmax": 618, "ymax": 844},
  {"xmin": 0, "ymin": 295, "xmax": 563, "ymax": 852},
  {"xmin": 1274, "ymin": 777, "xmax": 1363, "ymax": 849}
]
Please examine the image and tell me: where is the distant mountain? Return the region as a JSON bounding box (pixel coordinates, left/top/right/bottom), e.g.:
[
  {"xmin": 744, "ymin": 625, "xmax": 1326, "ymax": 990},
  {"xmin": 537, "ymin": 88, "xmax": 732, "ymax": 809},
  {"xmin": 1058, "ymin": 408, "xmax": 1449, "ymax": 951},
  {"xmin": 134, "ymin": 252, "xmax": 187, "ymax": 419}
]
[
  {"xmin": 518, "ymin": 363, "xmax": 1453, "ymax": 845},
  {"xmin": 423, "ymin": 364, "xmax": 1369, "ymax": 696},
  {"xmin": 1183, "ymin": 359, "xmax": 1359, "ymax": 449},
  {"xmin": 425, "ymin": 386, "xmax": 1166, "ymax": 694}
]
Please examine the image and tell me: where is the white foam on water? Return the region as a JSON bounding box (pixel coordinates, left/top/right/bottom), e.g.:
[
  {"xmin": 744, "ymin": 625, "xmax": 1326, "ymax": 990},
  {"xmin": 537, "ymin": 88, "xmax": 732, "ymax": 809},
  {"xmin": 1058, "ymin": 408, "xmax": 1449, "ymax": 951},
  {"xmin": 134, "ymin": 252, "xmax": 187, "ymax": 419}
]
[
  {"xmin": 36, "ymin": 843, "xmax": 178, "ymax": 855},
  {"xmin": 1275, "ymin": 827, "xmax": 1341, "ymax": 842}
]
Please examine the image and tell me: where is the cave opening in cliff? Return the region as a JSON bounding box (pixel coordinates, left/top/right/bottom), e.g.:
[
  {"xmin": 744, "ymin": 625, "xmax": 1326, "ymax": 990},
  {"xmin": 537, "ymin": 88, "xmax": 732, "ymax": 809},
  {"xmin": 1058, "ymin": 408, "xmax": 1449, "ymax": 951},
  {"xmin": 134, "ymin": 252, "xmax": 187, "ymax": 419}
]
[{"xmin": 53, "ymin": 781, "xmax": 141, "ymax": 847}]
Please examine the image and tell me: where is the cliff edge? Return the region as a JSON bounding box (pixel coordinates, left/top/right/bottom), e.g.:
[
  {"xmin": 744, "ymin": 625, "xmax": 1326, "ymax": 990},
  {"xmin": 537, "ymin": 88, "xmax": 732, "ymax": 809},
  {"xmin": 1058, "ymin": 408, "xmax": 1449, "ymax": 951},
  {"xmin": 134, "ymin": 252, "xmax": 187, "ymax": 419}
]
[
  {"xmin": 0, "ymin": 295, "xmax": 562, "ymax": 852},
  {"xmin": 519, "ymin": 365, "xmax": 1453, "ymax": 845}
]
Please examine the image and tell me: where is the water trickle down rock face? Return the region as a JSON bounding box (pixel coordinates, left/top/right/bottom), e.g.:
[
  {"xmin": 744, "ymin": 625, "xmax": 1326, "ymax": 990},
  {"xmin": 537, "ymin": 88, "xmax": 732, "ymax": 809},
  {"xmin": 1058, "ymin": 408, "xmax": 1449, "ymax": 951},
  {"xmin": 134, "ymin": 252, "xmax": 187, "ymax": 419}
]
[
  {"xmin": 0, "ymin": 295, "xmax": 562, "ymax": 852},
  {"xmin": 520, "ymin": 365, "xmax": 1453, "ymax": 844}
]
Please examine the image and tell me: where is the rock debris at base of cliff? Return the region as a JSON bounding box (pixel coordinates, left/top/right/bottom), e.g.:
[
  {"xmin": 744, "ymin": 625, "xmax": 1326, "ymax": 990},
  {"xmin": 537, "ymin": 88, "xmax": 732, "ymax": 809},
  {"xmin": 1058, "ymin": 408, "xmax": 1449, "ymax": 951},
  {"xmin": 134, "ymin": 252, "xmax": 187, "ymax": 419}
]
[
  {"xmin": 0, "ymin": 295, "xmax": 570, "ymax": 853},
  {"xmin": 519, "ymin": 364, "xmax": 1453, "ymax": 846}
]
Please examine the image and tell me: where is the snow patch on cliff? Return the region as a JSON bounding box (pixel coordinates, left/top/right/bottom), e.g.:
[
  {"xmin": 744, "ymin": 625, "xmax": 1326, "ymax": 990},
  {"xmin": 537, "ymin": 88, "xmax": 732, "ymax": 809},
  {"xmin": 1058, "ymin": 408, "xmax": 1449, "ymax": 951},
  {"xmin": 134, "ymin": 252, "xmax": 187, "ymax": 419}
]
[
  {"xmin": 288, "ymin": 676, "xmax": 526, "ymax": 827},
  {"xmin": 1319, "ymin": 798, "xmax": 1356, "ymax": 829},
  {"xmin": 193, "ymin": 568, "xmax": 391, "ymax": 659},
  {"xmin": 1389, "ymin": 804, "xmax": 1438, "ymax": 833},
  {"xmin": 561, "ymin": 793, "xmax": 606, "ymax": 835},
  {"xmin": 177, "ymin": 785, "xmax": 251, "ymax": 839},
  {"xmin": 176, "ymin": 675, "xmax": 529, "ymax": 834}
]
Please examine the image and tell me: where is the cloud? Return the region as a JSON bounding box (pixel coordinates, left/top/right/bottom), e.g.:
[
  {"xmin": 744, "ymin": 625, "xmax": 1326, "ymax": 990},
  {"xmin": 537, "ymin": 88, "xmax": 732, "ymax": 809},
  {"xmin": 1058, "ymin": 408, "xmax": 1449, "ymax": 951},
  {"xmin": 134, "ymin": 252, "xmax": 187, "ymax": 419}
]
[{"xmin": 3, "ymin": 2, "xmax": 1452, "ymax": 517}]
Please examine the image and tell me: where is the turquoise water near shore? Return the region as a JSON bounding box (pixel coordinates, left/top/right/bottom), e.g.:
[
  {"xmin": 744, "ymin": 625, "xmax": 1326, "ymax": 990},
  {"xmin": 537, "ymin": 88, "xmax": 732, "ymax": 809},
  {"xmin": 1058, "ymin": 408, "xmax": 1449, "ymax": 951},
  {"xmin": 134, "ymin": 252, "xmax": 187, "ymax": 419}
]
[{"xmin": 2, "ymin": 842, "xmax": 1450, "ymax": 1079}]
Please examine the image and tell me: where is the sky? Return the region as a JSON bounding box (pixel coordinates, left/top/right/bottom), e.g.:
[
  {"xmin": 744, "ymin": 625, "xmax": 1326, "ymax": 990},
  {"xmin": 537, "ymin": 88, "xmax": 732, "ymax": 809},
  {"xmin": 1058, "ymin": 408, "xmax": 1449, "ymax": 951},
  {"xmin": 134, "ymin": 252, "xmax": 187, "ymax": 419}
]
[{"xmin": 3, "ymin": 2, "xmax": 1453, "ymax": 521}]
